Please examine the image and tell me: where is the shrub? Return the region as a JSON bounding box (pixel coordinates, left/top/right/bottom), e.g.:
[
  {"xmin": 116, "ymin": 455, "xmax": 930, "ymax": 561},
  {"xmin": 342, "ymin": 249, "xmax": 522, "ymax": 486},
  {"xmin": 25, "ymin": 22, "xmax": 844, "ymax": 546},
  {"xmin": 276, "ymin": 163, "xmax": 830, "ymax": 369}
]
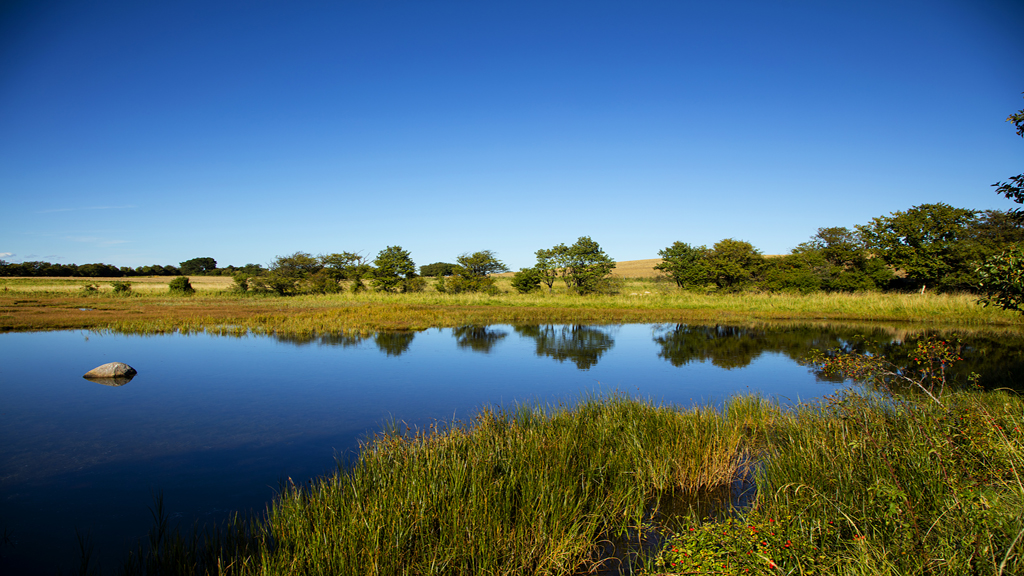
[
  {"xmin": 109, "ymin": 281, "xmax": 132, "ymax": 295},
  {"xmin": 80, "ymin": 283, "xmax": 99, "ymax": 294},
  {"xmin": 402, "ymin": 276, "xmax": 427, "ymax": 293},
  {"xmin": 231, "ymin": 273, "xmax": 250, "ymax": 293},
  {"xmin": 168, "ymin": 276, "xmax": 195, "ymax": 295},
  {"xmin": 511, "ymin": 267, "xmax": 542, "ymax": 293},
  {"xmin": 978, "ymin": 244, "xmax": 1024, "ymax": 314}
]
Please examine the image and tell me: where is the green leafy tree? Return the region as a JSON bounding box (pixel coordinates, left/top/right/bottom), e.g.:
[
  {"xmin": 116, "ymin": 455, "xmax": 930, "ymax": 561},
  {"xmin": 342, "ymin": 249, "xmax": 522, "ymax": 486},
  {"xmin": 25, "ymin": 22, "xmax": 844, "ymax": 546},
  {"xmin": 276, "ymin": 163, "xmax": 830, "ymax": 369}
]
[
  {"xmin": 250, "ymin": 251, "xmax": 323, "ymax": 295},
  {"xmin": 992, "ymin": 93, "xmax": 1024, "ymax": 211},
  {"xmin": 554, "ymin": 236, "xmax": 616, "ymax": 295},
  {"xmin": 420, "ymin": 262, "xmax": 456, "ymax": 277},
  {"xmin": 445, "ymin": 250, "xmax": 509, "ymax": 294},
  {"xmin": 704, "ymin": 239, "xmax": 764, "ymax": 292},
  {"xmin": 372, "ymin": 246, "xmax": 416, "ymax": 293},
  {"xmin": 179, "ymin": 257, "xmax": 217, "ymax": 275},
  {"xmin": 654, "ymin": 241, "xmax": 709, "ymax": 288},
  {"xmin": 857, "ymin": 203, "xmax": 981, "ymax": 292},
  {"xmin": 787, "ymin": 227, "xmax": 893, "ymax": 292},
  {"xmin": 534, "ymin": 246, "xmax": 566, "ymax": 292},
  {"xmin": 978, "ymin": 244, "xmax": 1024, "ymax": 314},
  {"xmin": 317, "ymin": 252, "xmax": 371, "ymax": 293},
  {"xmin": 511, "ymin": 267, "xmax": 543, "ymax": 293}
]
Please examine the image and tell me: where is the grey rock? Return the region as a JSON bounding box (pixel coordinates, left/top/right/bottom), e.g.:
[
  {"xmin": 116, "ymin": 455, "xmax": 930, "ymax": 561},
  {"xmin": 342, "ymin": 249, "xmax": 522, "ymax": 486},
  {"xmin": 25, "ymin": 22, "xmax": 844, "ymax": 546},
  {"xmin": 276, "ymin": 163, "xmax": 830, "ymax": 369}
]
[{"xmin": 84, "ymin": 362, "xmax": 137, "ymax": 379}]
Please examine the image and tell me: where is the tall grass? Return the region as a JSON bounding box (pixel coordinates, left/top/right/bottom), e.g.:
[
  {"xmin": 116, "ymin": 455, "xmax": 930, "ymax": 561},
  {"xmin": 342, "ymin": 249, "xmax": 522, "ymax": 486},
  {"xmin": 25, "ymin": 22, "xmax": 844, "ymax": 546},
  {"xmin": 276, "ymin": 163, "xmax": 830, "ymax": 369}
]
[
  {"xmin": 84, "ymin": 389, "xmax": 1024, "ymax": 575},
  {"xmin": 104, "ymin": 395, "xmax": 769, "ymax": 575},
  {"xmin": 651, "ymin": 389, "xmax": 1024, "ymax": 575}
]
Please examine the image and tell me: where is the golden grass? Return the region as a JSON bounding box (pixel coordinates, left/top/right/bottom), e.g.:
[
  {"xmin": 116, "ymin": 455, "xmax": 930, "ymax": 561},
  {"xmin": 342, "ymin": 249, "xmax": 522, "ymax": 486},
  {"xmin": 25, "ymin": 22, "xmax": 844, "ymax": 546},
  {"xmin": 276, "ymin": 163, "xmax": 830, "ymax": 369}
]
[
  {"xmin": 2, "ymin": 275, "xmax": 1022, "ymax": 336},
  {"xmin": 0, "ymin": 275, "xmax": 234, "ymax": 293},
  {"xmin": 609, "ymin": 258, "xmax": 666, "ymax": 278}
]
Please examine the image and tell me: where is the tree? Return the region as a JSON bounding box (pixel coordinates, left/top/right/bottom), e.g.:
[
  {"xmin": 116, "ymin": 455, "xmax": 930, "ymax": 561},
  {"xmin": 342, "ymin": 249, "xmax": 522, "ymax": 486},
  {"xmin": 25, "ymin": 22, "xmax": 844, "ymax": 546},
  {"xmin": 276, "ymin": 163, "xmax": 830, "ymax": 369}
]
[
  {"xmin": 534, "ymin": 246, "xmax": 567, "ymax": 292},
  {"xmin": 179, "ymin": 257, "xmax": 217, "ymax": 275},
  {"xmin": 250, "ymin": 251, "xmax": 323, "ymax": 295},
  {"xmin": 317, "ymin": 252, "xmax": 371, "ymax": 293},
  {"xmin": 977, "ymin": 244, "xmax": 1024, "ymax": 314},
  {"xmin": 857, "ymin": 203, "xmax": 981, "ymax": 292},
  {"xmin": 704, "ymin": 239, "xmax": 763, "ymax": 291},
  {"xmin": 554, "ymin": 236, "xmax": 616, "ymax": 295},
  {"xmin": 992, "ymin": 93, "xmax": 1024, "ymax": 211},
  {"xmin": 372, "ymin": 246, "xmax": 416, "ymax": 293},
  {"xmin": 787, "ymin": 227, "xmax": 893, "ymax": 292},
  {"xmin": 444, "ymin": 251, "xmax": 509, "ymax": 294},
  {"xmin": 654, "ymin": 241, "xmax": 709, "ymax": 288},
  {"xmin": 420, "ymin": 262, "xmax": 457, "ymax": 277}
]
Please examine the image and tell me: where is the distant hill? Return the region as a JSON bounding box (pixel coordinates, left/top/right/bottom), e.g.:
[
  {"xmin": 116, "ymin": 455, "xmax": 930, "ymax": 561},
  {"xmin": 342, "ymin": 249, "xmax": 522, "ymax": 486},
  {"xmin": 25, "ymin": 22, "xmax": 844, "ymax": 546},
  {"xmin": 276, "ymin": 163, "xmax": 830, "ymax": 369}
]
[
  {"xmin": 495, "ymin": 256, "xmax": 783, "ymax": 279},
  {"xmin": 609, "ymin": 258, "xmax": 665, "ymax": 278}
]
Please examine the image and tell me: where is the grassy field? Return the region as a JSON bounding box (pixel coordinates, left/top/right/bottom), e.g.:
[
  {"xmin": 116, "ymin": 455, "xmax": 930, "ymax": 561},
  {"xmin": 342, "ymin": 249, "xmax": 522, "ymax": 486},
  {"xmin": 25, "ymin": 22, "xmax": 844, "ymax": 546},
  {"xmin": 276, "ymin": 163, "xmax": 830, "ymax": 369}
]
[{"xmin": 2, "ymin": 271, "xmax": 1023, "ymax": 334}]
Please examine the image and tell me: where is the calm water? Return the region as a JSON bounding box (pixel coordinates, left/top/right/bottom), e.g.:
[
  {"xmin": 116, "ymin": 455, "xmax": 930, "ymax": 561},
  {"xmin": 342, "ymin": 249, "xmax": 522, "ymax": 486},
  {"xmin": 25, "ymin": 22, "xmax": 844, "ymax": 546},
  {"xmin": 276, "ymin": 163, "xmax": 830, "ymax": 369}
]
[{"xmin": 1, "ymin": 323, "xmax": 1021, "ymax": 574}]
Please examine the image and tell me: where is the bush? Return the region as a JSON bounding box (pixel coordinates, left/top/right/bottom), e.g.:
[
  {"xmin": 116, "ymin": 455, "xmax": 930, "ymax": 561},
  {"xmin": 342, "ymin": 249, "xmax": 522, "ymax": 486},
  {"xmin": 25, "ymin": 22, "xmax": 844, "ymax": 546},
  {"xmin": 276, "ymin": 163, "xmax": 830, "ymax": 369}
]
[
  {"xmin": 402, "ymin": 277, "xmax": 428, "ymax": 293},
  {"xmin": 168, "ymin": 276, "xmax": 195, "ymax": 295},
  {"xmin": 420, "ymin": 262, "xmax": 456, "ymax": 277},
  {"xmin": 80, "ymin": 283, "xmax": 99, "ymax": 294},
  {"xmin": 231, "ymin": 273, "xmax": 250, "ymax": 293},
  {"xmin": 110, "ymin": 281, "xmax": 132, "ymax": 295},
  {"xmin": 978, "ymin": 244, "xmax": 1024, "ymax": 314},
  {"xmin": 511, "ymin": 267, "xmax": 542, "ymax": 293}
]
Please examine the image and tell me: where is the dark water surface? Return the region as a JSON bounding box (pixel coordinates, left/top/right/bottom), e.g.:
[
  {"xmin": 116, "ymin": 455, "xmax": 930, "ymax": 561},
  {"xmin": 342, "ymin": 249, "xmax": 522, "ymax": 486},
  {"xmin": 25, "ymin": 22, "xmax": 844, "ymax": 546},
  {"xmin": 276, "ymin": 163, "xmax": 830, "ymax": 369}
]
[{"xmin": 1, "ymin": 323, "xmax": 1021, "ymax": 574}]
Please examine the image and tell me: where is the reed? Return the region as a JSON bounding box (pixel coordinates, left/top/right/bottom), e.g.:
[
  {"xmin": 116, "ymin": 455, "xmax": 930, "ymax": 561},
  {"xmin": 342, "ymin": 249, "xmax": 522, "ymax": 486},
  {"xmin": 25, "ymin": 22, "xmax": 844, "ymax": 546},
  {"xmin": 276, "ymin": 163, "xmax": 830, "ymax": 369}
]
[
  {"xmin": 105, "ymin": 395, "xmax": 763, "ymax": 575},
  {"xmin": 91, "ymin": 389, "xmax": 1024, "ymax": 575},
  {"xmin": 651, "ymin": 390, "xmax": 1024, "ymax": 575}
]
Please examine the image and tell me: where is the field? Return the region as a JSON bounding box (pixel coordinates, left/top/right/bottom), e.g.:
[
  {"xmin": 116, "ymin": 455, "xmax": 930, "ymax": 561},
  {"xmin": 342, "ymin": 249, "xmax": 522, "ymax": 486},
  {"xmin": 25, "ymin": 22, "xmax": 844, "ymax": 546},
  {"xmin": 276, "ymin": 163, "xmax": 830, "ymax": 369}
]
[{"xmin": 2, "ymin": 263, "xmax": 1023, "ymax": 335}]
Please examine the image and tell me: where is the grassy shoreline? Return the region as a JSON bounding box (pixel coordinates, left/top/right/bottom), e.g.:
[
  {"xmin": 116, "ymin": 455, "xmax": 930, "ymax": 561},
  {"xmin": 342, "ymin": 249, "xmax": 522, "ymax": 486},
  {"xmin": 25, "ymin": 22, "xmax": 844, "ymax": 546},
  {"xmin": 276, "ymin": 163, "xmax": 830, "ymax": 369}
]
[
  {"xmin": 105, "ymin": 390, "xmax": 1023, "ymax": 575},
  {"xmin": 2, "ymin": 276, "xmax": 1022, "ymax": 334}
]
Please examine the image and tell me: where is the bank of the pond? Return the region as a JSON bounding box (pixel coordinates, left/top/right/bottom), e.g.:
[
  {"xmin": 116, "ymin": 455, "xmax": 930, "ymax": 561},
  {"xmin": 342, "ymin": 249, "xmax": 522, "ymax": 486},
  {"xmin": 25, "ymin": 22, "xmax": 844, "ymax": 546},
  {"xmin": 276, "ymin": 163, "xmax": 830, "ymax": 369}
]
[
  {"xmin": 104, "ymin": 390, "xmax": 1023, "ymax": 576},
  {"xmin": 2, "ymin": 287, "xmax": 1021, "ymax": 334}
]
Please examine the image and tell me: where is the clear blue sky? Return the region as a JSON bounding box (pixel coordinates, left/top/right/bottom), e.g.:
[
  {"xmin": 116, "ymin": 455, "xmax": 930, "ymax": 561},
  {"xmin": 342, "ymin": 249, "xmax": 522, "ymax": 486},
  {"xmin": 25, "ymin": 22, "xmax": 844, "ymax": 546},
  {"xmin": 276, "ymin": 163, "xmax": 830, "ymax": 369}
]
[{"xmin": 2, "ymin": 0, "xmax": 1022, "ymax": 271}]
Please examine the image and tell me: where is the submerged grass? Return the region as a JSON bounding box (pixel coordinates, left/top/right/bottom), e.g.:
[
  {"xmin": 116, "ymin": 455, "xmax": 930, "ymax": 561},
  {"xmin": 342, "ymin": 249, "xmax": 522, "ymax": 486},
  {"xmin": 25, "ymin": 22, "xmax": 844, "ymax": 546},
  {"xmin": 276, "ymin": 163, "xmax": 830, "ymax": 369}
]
[{"xmin": 101, "ymin": 390, "xmax": 1024, "ymax": 576}]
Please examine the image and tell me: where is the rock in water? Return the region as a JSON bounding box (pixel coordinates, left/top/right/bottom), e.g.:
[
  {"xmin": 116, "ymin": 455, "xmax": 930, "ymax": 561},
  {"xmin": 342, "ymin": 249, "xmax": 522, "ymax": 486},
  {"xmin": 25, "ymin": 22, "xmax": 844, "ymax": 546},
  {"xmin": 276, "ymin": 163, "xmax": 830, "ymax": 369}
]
[{"xmin": 83, "ymin": 362, "xmax": 137, "ymax": 379}]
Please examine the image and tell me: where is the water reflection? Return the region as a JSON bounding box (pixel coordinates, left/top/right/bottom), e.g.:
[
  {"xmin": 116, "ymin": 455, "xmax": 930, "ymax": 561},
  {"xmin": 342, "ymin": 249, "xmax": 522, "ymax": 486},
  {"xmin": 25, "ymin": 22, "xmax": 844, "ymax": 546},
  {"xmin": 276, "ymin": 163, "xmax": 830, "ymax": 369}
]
[
  {"xmin": 452, "ymin": 325, "xmax": 508, "ymax": 353},
  {"xmin": 274, "ymin": 332, "xmax": 366, "ymax": 348},
  {"xmin": 82, "ymin": 374, "xmax": 135, "ymax": 386},
  {"xmin": 513, "ymin": 325, "xmax": 615, "ymax": 370},
  {"xmin": 2, "ymin": 323, "xmax": 1023, "ymax": 574},
  {"xmin": 651, "ymin": 323, "xmax": 1024, "ymax": 392},
  {"xmin": 374, "ymin": 331, "xmax": 416, "ymax": 356}
]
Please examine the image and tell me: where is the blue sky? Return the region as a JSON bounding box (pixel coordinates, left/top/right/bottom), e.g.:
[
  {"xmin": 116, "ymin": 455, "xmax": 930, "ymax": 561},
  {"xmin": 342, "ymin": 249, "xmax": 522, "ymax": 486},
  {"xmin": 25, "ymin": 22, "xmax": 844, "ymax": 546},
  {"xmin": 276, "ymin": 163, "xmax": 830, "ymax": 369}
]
[{"xmin": 1, "ymin": 0, "xmax": 1022, "ymax": 271}]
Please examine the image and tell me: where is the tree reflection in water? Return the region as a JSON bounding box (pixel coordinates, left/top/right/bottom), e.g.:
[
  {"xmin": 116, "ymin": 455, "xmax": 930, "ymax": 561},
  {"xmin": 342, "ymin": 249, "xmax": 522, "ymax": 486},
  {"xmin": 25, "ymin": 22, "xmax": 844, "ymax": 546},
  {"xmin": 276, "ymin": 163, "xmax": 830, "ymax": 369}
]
[
  {"xmin": 513, "ymin": 325, "xmax": 615, "ymax": 370},
  {"xmin": 452, "ymin": 325, "xmax": 508, "ymax": 353},
  {"xmin": 373, "ymin": 331, "xmax": 416, "ymax": 357},
  {"xmin": 652, "ymin": 323, "xmax": 1024, "ymax": 392}
]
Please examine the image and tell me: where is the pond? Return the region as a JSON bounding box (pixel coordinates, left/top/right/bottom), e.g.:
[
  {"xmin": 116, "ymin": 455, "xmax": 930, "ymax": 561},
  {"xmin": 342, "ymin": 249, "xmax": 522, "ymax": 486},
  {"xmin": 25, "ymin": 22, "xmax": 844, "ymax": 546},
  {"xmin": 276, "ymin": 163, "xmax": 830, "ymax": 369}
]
[{"xmin": 1, "ymin": 323, "xmax": 1021, "ymax": 574}]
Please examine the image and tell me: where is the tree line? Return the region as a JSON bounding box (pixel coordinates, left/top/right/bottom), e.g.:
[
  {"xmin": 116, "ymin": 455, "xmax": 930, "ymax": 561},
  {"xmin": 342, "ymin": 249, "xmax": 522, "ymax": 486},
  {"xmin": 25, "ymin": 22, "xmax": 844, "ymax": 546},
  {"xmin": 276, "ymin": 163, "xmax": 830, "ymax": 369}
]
[
  {"xmin": 0, "ymin": 257, "xmax": 264, "ymax": 278},
  {"xmin": 652, "ymin": 205, "xmax": 1023, "ymax": 295}
]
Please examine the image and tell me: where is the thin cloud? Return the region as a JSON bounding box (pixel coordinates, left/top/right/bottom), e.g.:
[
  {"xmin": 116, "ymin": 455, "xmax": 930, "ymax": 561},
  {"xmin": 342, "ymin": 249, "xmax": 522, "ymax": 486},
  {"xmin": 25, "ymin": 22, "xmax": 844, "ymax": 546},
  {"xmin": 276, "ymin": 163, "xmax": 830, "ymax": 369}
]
[
  {"xmin": 36, "ymin": 205, "xmax": 138, "ymax": 214},
  {"xmin": 0, "ymin": 252, "xmax": 13, "ymax": 258},
  {"xmin": 65, "ymin": 236, "xmax": 130, "ymax": 246}
]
